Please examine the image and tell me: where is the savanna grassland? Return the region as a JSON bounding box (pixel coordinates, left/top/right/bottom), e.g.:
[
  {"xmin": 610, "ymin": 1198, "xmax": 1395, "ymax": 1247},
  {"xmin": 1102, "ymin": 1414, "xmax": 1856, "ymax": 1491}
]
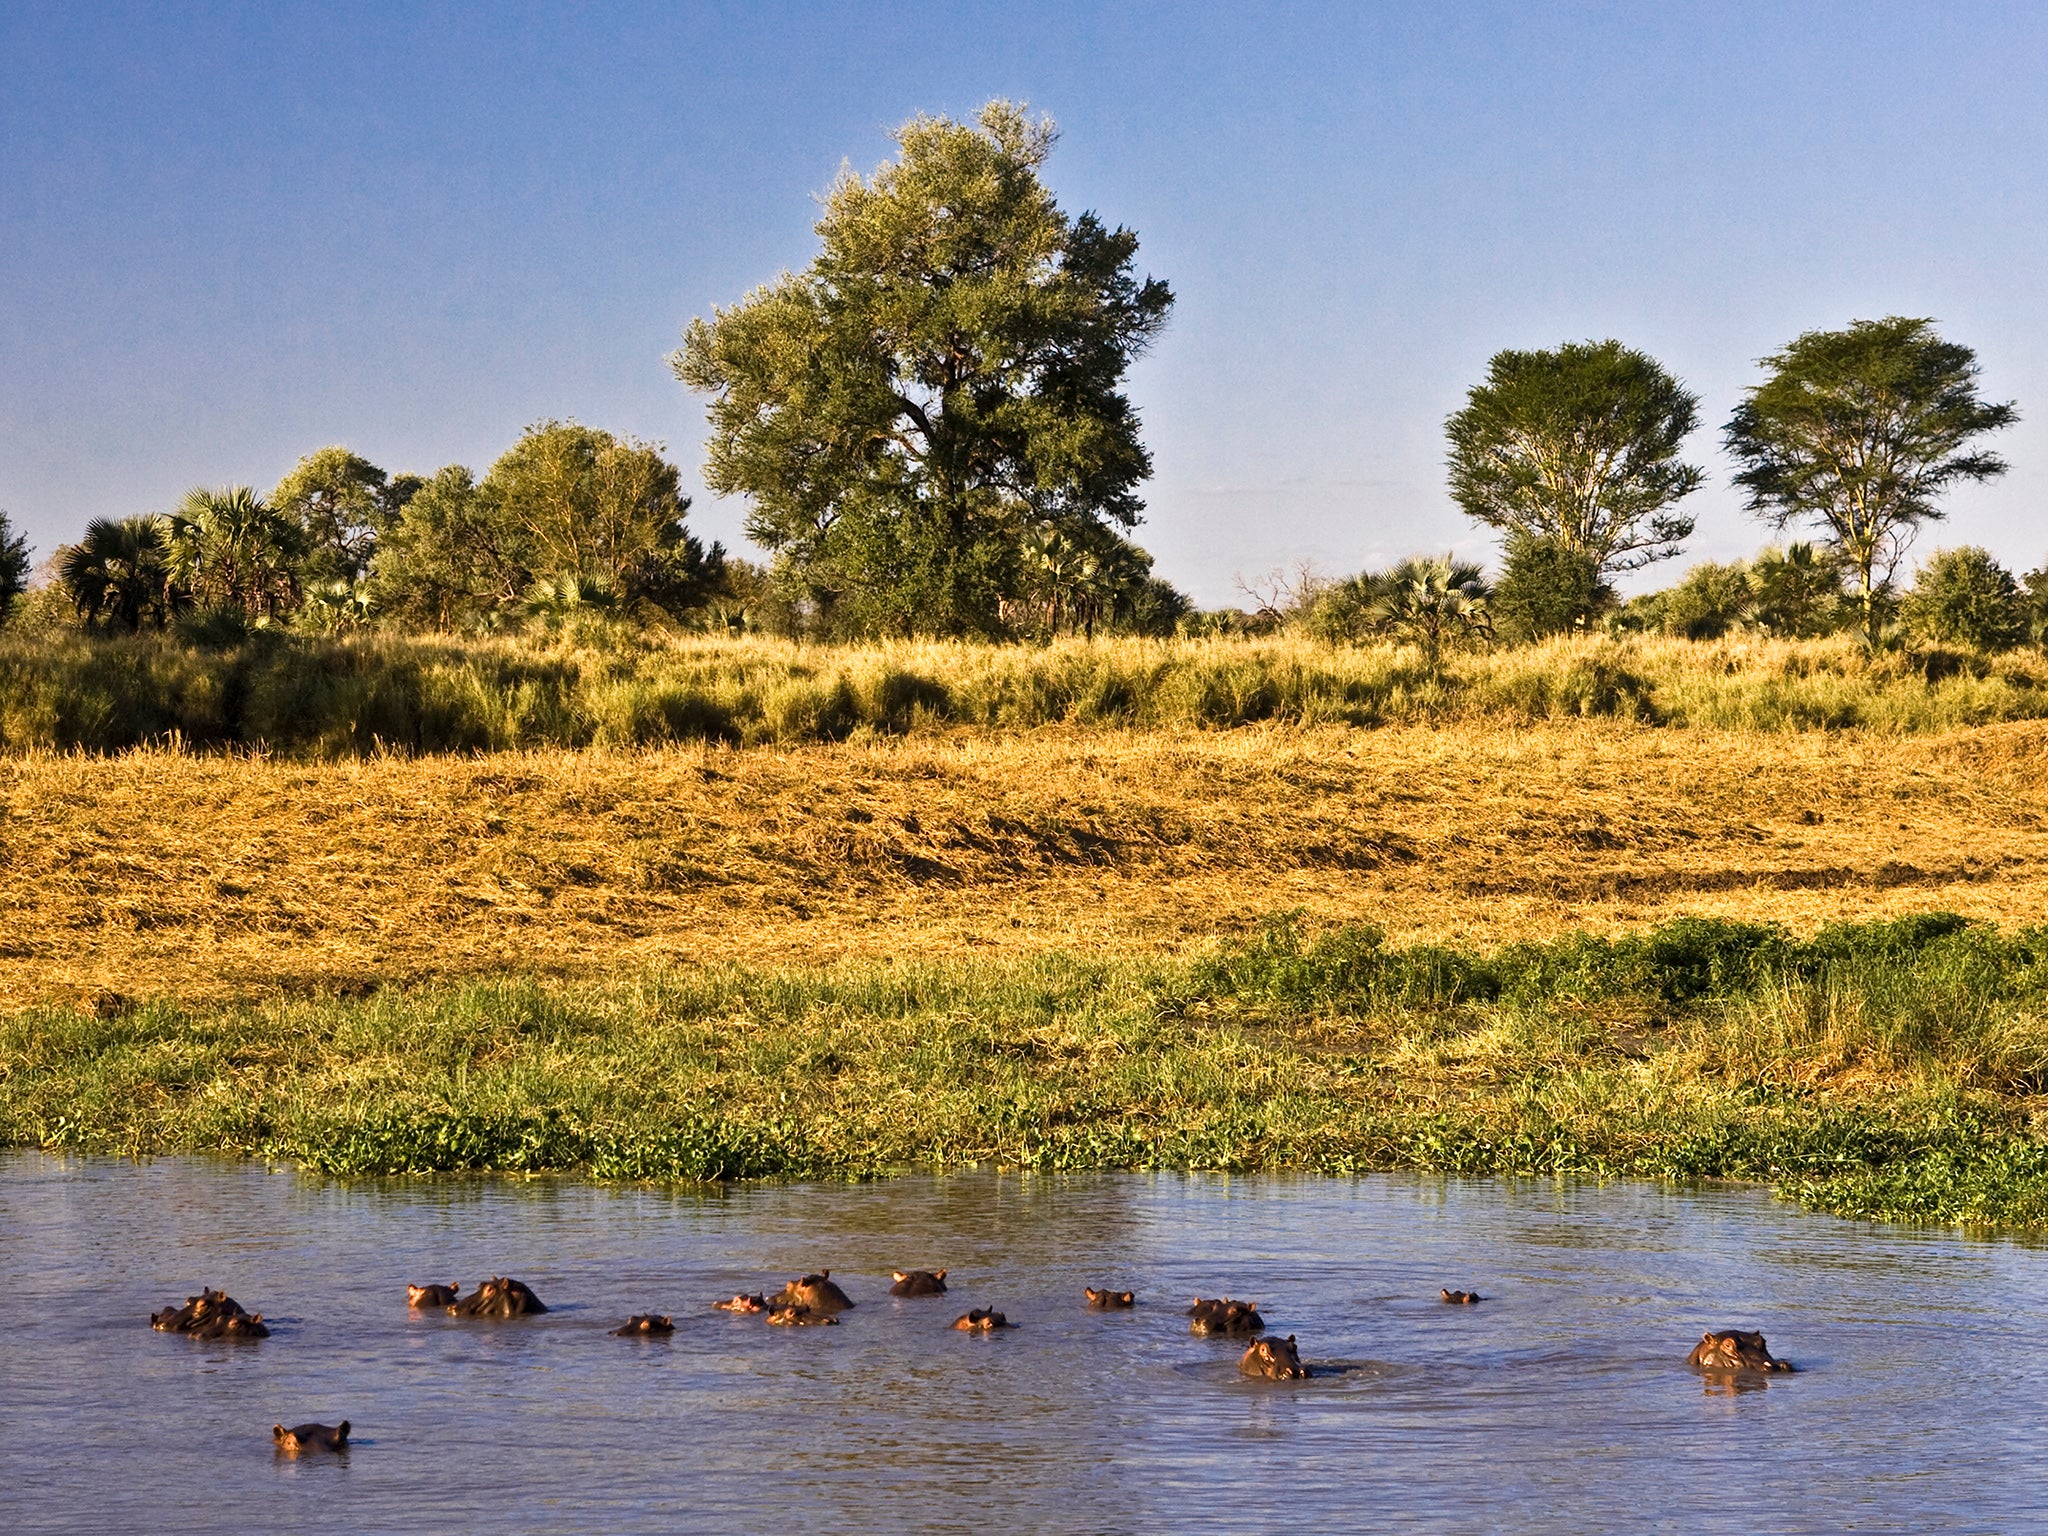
[{"xmin": 7, "ymin": 633, "xmax": 2048, "ymax": 1227}]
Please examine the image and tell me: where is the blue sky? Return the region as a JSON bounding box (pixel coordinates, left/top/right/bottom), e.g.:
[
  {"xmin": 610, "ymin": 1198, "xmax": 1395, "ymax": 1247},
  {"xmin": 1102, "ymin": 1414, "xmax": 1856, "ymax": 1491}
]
[{"xmin": 4, "ymin": 1, "xmax": 2044, "ymax": 602}]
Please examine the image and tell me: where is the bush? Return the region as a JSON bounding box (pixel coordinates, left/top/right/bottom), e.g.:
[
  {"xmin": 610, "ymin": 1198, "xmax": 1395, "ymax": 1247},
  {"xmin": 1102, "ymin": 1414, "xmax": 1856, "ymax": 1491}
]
[
  {"xmin": 1905, "ymin": 547, "xmax": 2027, "ymax": 651},
  {"xmin": 1492, "ymin": 535, "xmax": 1610, "ymax": 641}
]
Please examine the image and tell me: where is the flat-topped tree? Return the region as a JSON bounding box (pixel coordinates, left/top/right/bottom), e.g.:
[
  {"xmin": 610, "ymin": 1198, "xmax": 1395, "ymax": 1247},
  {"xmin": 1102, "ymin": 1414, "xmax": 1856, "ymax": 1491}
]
[
  {"xmin": 1447, "ymin": 340, "xmax": 1705, "ymax": 593},
  {"xmin": 675, "ymin": 101, "xmax": 1173, "ymax": 638},
  {"xmin": 1724, "ymin": 317, "xmax": 2017, "ymax": 643}
]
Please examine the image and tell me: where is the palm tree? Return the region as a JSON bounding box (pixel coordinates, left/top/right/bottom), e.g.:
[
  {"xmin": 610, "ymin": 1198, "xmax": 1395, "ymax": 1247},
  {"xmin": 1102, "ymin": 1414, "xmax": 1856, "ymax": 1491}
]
[
  {"xmin": 170, "ymin": 486, "xmax": 305, "ymax": 621},
  {"xmin": 1369, "ymin": 556, "xmax": 1493, "ymax": 674},
  {"xmin": 56, "ymin": 516, "xmax": 183, "ymax": 630}
]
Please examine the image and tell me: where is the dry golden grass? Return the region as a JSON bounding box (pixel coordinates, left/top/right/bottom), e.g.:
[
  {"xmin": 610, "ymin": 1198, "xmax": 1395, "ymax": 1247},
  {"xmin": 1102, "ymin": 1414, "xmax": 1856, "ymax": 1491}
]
[{"xmin": 7, "ymin": 719, "xmax": 2048, "ymax": 1008}]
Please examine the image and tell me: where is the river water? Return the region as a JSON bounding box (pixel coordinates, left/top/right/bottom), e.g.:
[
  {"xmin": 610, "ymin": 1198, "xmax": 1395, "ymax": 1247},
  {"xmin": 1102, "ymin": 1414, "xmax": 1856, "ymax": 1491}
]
[{"xmin": 0, "ymin": 1154, "xmax": 2038, "ymax": 1534}]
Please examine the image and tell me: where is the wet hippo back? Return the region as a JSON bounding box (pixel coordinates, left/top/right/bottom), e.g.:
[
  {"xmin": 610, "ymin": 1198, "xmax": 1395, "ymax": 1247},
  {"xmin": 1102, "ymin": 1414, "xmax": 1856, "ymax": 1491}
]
[
  {"xmin": 1687, "ymin": 1329, "xmax": 1794, "ymax": 1372},
  {"xmin": 1239, "ymin": 1335, "xmax": 1311, "ymax": 1380}
]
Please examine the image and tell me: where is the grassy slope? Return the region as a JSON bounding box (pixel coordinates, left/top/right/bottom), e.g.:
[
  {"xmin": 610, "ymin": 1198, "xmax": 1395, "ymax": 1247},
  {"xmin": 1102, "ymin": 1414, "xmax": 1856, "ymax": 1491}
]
[
  {"xmin": 4, "ymin": 722, "xmax": 2047, "ymax": 1005},
  {"xmin": 7, "ymin": 916, "xmax": 2048, "ymax": 1227}
]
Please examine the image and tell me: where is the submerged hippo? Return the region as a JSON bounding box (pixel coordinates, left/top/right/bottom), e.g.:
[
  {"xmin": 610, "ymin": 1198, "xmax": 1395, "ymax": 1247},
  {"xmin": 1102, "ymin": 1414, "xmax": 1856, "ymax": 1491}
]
[
  {"xmin": 889, "ymin": 1269, "xmax": 948, "ymax": 1297},
  {"xmin": 714, "ymin": 1293, "xmax": 770, "ymax": 1314},
  {"xmin": 952, "ymin": 1308, "xmax": 1014, "ymax": 1332},
  {"xmin": 612, "ymin": 1314, "xmax": 674, "ymax": 1337},
  {"xmin": 407, "ymin": 1284, "xmax": 460, "ymax": 1309},
  {"xmin": 1440, "ymin": 1289, "xmax": 1483, "ymax": 1305},
  {"xmin": 1687, "ymin": 1329, "xmax": 1795, "ymax": 1374},
  {"xmin": 1188, "ymin": 1297, "xmax": 1264, "ymax": 1336},
  {"xmin": 273, "ymin": 1421, "xmax": 350, "ymax": 1455},
  {"xmin": 152, "ymin": 1288, "xmax": 269, "ymax": 1340},
  {"xmin": 766, "ymin": 1304, "xmax": 838, "ymax": 1327},
  {"xmin": 448, "ymin": 1277, "xmax": 548, "ymax": 1319},
  {"xmin": 1085, "ymin": 1288, "xmax": 1136, "ymax": 1309},
  {"xmin": 768, "ymin": 1273, "xmax": 854, "ymax": 1315},
  {"xmin": 1239, "ymin": 1336, "xmax": 1311, "ymax": 1380}
]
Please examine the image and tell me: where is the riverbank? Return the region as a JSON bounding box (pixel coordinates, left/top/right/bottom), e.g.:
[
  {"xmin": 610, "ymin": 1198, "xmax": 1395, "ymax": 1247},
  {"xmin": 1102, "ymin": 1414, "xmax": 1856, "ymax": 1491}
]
[
  {"xmin": 7, "ymin": 723, "xmax": 2048, "ymax": 1007},
  {"xmin": 7, "ymin": 916, "xmax": 2047, "ymax": 1227}
]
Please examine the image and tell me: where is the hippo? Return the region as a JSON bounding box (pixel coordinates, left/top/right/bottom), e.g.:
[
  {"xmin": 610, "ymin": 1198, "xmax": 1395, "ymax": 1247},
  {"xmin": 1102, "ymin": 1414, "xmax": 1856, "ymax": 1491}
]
[
  {"xmin": 766, "ymin": 1304, "xmax": 838, "ymax": 1327},
  {"xmin": 611, "ymin": 1314, "xmax": 674, "ymax": 1337},
  {"xmin": 448, "ymin": 1277, "xmax": 547, "ymax": 1319},
  {"xmin": 1239, "ymin": 1336, "xmax": 1311, "ymax": 1380},
  {"xmin": 1085, "ymin": 1288, "xmax": 1136, "ymax": 1309},
  {"xmin": 1687, "ymin": 1329, "xmax": 1794, "ymax": 1373},
  {"xmin": 407, "ymin": 1284, "xmax": 459, "ymax": 1309},
  {"xmin": 714, "ymin": 1293, "xmax": 770, "ymax": 1314},
  {"xmin": 273, "ymin": 1421, "xmax": 350, "ymax": 1455},
  {"xmin": 889, "ymin": 1269, "xmax": 948, "ymax": 1297},
  {"xmin": 1440, "ymin": 1289, "xmax": 1483, "ymax": 1305},
  {"xmin": 952, "ymin": 1308, "xmax": 1014, "ymax": 1331},
  {"xmin": 1187, "ymin": 1297, "xmax": 1264, "ymax": 1336},
  {"xmin": 767, "ymin": 1272, "xmax": 854, "ymax": 1315},
  {"xmin": 152, "ymin": 1288, "xmax": 269, "ymax": 1339}
]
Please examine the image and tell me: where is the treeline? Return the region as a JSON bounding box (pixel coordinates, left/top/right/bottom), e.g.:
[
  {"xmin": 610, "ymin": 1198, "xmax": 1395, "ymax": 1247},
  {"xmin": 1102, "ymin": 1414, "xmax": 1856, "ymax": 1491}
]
[{"xmin": 0, "ymin": 103, "xmax": 2032, "ymax": 654}]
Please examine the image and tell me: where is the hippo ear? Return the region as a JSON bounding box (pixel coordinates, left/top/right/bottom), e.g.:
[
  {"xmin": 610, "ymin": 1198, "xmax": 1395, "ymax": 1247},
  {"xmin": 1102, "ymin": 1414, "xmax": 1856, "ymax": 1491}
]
[
  {"xmin": 820, "ymin": 1270, "xmax": 830, "ymax": 1278},
  {"xmin": 893, "ymin": 1272, "xmax": 907, "ymax": 1282},
  {"xmin": 1287, "ymin": 1335, "xmax": 1296, "ymax": 1344},
  {"xmin": 935, "ymin": 1270, "xmax": 946, "ymax": 1281},
  {"xmin": 273, "ymin": 1425, "xmax": 286, "ymax": 1441},
  {"xmin": 337, "ymin": 1421, "xmax": 350, "ymax": 1439},
  {"xmin": 1701, "ymin": 1331, "xmax": 1716, "ymax": 1344}
]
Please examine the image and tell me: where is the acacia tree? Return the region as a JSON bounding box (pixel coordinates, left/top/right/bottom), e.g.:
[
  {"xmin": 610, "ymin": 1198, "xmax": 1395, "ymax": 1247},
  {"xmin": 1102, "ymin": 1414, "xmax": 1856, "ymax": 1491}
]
[
  {"xmin": 675, "ymin": 101, "xmax": 1174, "ymax": 637},
  {"xmin": 1447, "ymin": 340, "xmax": 1704, "ymax": 581},
  {"xmin": 1724, "ymin": 317, "xmax": 2017, "ymax": 642}
]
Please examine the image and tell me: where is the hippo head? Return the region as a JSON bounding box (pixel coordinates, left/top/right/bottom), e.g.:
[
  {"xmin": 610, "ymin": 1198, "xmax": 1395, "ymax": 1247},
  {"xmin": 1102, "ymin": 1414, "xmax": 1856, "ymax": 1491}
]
[
  {"xmin": 1085, "ymin": 1287, "xmax": 1136, "ymax": 1309},
  {"xmin": 1687, "ymin": 1329, "xmax": 1793, "ymax": 1373},
  {"xmin": 890, "ymin": 1269, "xmax": 948, "ymax": 1297},
  {"xmin": 1239, "ymin": 1335, "xmax": 1310, "ymax": 1380},
  {"xmin": 715, "ymin": 1293, "xmax": 770, "ymax": 1313},
  {"xmin": 1440, "ymin": 1289, "xmax": 1482, "ymax": 1305},
  {"xmin": 1188, "ymin": 1297, "xmax": 1265, "ymax": 1336},
  {"xmin": 612, "ymin": 1314, "xmax": 674, "ymax": 1336},
  {"xmin": 952, "ymin": 1308, "xmax": 1013, "ymax": 1332},
  {"xmin": 774, "ymin": 1273, "xmax": 854, "ymax": 1314},
  {"xmin": 273, "ymin": 1420, "xmax": 350, "ymax": 1455},
  {"xmin": 408, "ymin": 1283, "xmax": 459, "ymax": 1308}
]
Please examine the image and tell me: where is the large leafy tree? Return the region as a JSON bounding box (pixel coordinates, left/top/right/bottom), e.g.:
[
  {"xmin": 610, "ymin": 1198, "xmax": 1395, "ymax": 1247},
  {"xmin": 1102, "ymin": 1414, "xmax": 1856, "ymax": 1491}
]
[
  {"xmin": 370, "ymin": 422, "xmax": 722, "ymax": 629},
  {"xmin": 1724, "ymin": 317, "xmax": 2017, "ymax": 641},
  {"xmin": 56, "ymin": 516, "xmax": 184, "ymax": 631},
  {"xmin": 675, "ymin": 101, "xmax": 1174, "ymax": 637},
  {"xmin": 271, "ymin": 447, "xmax": 420, "ymax": 586},
  {"xmin": 1447, "ymin": 340, "xmax": 1704, "ymax": 579}
]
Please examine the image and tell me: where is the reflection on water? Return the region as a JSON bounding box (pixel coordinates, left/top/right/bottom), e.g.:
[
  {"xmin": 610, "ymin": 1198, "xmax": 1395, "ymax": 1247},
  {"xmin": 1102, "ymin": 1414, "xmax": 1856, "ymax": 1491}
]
[{"xmin": 0, "ymin": 1156, "xmax": 2036, "ymax": 1534}]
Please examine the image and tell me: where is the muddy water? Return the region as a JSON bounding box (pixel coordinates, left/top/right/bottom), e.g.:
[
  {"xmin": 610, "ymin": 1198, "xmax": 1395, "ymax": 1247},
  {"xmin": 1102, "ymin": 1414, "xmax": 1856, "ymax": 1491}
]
[{"xmin": 0, "ymin": 1155, "xmax": 2037, "ymax": 1534}]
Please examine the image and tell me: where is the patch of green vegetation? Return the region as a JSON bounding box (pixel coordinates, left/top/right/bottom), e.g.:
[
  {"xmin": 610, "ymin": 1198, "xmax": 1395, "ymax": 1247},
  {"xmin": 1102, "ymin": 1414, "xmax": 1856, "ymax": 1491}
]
[{"xmin": 8, "ymin": 915, "xmax": 2048, "ymax": 1228}]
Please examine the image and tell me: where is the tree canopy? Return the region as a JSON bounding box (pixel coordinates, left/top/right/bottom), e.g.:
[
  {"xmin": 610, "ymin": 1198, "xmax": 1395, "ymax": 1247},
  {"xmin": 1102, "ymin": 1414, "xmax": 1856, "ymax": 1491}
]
[
  {"xmin": 1446, "ymin": 339, "xmax": 1704, "ymax": 577},
  {"xmin": 675, "ymin": 100, "xmax": 1173, "ymax": 636},
  {"xmin": 271, "ymin": 447, "xmax": 419, "ymax": 586},
  {"xmin": 1724, "ymin": 317, "xmax": 2017, "ymax": 640},
  {"xmin": 0, "ymin": 509, "xmax": 28, "ymax": 621}
]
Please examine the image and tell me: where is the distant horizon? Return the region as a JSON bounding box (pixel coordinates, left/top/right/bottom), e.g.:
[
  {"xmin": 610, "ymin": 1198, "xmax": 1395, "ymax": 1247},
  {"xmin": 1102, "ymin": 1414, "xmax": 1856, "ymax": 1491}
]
[{"xmin": 5, "ymin": 1, "xmax": 2043, "ymax": 603}]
